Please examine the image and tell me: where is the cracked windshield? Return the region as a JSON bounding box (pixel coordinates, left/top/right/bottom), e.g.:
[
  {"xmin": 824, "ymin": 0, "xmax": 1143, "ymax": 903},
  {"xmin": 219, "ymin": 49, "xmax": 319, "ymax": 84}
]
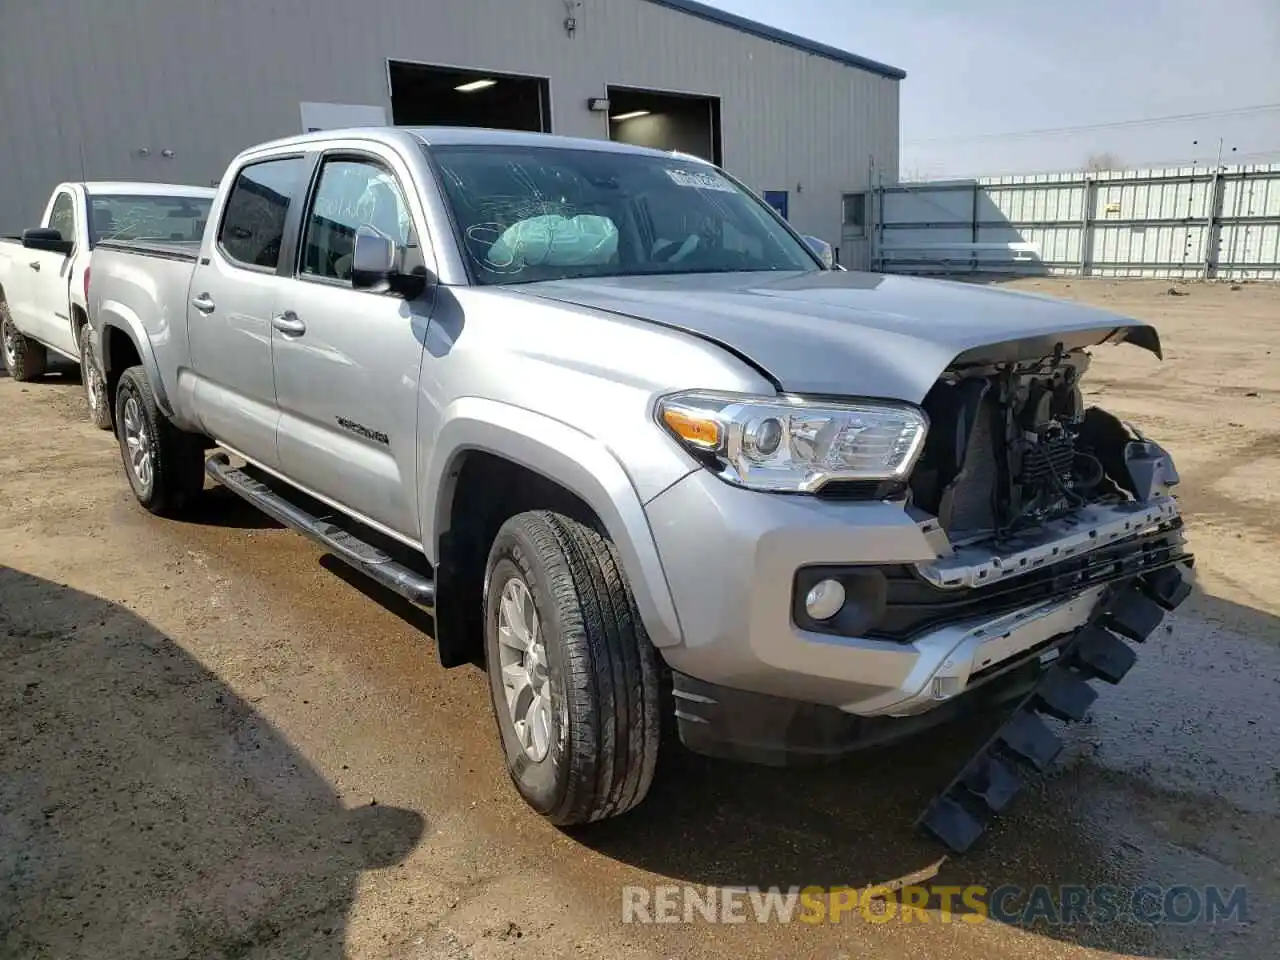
[{"xmin": 431, "ymin": 145, "xmax": 818, "ymax": 283}]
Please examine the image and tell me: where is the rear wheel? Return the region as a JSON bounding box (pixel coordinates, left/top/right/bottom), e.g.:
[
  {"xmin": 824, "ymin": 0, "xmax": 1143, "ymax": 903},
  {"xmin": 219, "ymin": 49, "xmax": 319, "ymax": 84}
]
[
  {"xmin": 484, "ymin": 510, "xmax": 661, "ymax": 826},
  {"xmin": 113, "ymin": 365, "xmax": 205, "ymax": 516},
  {"xmin": 1, "ymin": 301, "xmax": 47, "ymax": 381},
  {"xmin": 80, "ymin": 327, "xmax": 112, "ymax": 429}
]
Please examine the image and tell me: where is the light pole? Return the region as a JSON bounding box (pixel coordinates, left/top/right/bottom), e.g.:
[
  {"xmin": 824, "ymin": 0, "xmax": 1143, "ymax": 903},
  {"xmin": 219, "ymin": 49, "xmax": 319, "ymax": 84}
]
[{"xmin": 1190, "ymin": 139, "xmax": 1238, "ymax": 279}]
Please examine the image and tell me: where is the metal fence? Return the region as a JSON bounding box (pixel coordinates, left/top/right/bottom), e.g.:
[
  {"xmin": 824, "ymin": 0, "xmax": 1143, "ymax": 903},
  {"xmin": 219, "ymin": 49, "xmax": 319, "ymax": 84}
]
[{"xmin": 872, "ymin": 163, "xmax": 1280, "ymax": 280}]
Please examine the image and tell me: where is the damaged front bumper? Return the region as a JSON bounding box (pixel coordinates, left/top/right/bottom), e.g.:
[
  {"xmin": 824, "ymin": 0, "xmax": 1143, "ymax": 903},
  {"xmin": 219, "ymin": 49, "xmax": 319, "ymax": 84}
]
[{"xmin": 646, "ymin": 464, "xmax": 1191, "ymax": 774}]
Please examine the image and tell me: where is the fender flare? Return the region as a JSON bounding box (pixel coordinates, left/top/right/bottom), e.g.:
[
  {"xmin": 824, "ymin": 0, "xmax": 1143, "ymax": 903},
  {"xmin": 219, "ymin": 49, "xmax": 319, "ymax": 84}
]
[
  {"xmin": 422, "ymin": 397, "xmax": 685, "ymax": 649},
  {"xmin": 97, "ymin": 300, "xmax": 175, "ymax": 418}
]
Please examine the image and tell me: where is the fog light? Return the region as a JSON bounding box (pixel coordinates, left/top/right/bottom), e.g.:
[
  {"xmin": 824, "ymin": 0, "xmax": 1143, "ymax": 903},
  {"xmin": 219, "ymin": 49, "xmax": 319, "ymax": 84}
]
[{"xmin": 804, "ymin": 579, "xmax": 846, "ymax": 621}]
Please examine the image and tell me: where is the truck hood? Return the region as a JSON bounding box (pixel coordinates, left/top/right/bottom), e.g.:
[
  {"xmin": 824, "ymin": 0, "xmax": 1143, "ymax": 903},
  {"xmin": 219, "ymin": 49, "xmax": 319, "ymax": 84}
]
[{"xmin": 516, "ymin": 271, "xmax": 1161, "ymax": 403}]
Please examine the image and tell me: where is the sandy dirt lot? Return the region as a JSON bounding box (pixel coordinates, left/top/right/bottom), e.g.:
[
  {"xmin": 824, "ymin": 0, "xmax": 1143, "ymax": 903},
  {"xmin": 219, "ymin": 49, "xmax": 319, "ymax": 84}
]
[{"xmin": 2, "ymin": 278, "xmax": 1278, "ymax": 959}]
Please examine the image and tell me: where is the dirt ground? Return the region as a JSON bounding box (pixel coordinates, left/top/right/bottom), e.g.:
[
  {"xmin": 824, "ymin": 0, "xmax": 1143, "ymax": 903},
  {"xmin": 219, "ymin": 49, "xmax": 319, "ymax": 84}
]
[{"xmin": 2, "ymin": 278, "xmax": 1278, "ymax": 960}]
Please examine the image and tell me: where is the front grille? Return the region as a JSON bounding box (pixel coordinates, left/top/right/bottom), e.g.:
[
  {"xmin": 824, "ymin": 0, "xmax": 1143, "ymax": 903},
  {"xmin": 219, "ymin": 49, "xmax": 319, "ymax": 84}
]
[
  {"xmin": 815, "ymin": 478, "xmax": 905, "ymax": 501},
  {"xmin": 868, "ymin": 520, "xmax": 1188, "ymax": 642}
]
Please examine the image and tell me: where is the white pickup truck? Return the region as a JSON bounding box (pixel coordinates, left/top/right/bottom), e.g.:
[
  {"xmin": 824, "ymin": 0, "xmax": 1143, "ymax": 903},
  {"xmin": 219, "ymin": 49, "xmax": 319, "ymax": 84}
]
[{"xmin": 0, "ymin": 182, "xmax": 214, "ymax": 425}]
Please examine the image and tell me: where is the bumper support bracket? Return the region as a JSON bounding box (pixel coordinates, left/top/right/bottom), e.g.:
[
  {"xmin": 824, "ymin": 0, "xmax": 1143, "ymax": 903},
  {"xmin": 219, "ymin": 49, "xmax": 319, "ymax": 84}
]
[{"xmin": 918, "ymin": 560, "xmax": 1193, "ymax": 853}]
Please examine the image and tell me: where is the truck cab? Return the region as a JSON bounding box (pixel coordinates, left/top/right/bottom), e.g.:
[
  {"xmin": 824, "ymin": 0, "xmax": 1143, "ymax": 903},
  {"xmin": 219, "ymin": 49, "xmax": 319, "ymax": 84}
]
[{"xmin": 0, "ymin": 182, "xmax": 213, "ymax": 401}]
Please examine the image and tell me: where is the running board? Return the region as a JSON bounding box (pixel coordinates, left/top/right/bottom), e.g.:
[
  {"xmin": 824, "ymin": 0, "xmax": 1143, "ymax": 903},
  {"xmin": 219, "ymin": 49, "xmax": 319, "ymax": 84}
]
[
  {"xmin": 205, "ymin": 454, "xmax": 435, "ymax": 608},
  {"xmin": 917, "ymin": 561, "xmax": 1193, "ymax": 854}
]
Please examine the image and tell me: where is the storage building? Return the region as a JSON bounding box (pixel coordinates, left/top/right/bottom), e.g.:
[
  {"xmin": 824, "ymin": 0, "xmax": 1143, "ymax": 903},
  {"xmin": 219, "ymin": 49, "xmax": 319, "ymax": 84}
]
[{"xmin": 0, "ymin": 0, "xmax": 903, "ymax": 266}]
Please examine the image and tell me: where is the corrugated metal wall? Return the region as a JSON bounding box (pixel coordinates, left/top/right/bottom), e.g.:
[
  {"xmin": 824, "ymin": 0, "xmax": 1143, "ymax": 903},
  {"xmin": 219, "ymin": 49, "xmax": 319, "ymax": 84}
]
[
  {"xmin": 876, "ymin": 165, "xmax": 1280, "ymax": 281},
  {"xmin": 0, "ymin": 0, "xmax": 898, "ymax": 259}
]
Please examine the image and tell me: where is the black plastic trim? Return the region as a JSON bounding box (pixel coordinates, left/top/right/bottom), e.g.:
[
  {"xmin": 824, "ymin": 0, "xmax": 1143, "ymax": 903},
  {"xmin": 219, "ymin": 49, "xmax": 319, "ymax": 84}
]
[
  {"xmin": 671, "ymin": 663, "xmax": 1041, "ymax": 766},
  {"xmin": 869, "ymin": 521, "xmax": 1187, "ymax": 642},
  {"xmin": 94, "ymin": 239, "xmax": 200, "ymax": 263}
]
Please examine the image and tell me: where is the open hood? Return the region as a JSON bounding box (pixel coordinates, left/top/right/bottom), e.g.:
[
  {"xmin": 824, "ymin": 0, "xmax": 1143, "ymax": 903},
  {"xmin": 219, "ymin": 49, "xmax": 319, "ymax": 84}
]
[{"xmin": 516, "ymin": 271, "xmax": 1161, "ymax": 403}]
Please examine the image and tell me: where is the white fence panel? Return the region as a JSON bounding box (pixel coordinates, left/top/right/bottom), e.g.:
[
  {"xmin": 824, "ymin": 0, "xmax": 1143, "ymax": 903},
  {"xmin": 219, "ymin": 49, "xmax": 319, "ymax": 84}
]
[{"xmin": 875, "ymin": 164, "xmax": 1280, "ymax": 280}]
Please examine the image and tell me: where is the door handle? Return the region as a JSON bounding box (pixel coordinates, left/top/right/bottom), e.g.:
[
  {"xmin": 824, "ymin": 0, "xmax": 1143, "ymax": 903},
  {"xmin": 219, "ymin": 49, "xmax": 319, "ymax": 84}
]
[
  {"xmin": 270, "ymin": 311, "xmax": 306, "ymax": 336},
  {"xmin": 191, "ymin": 293, "xmax": 216, "ymax": 314},
  {"xmin": 29, "ymin": 261, "xmax": 41, "ymax": 271}
]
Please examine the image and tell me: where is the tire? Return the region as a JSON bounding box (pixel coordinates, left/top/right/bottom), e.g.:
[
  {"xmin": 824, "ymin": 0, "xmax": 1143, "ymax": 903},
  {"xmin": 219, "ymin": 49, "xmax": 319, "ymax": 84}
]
[
  {"xmin": 484, "ymin": 510, "xmax": 661, "ymax": 826},
  {"xmin": 113, "ymin": 365, "xmax": 205, "ymax": 516},
  {"xmin": 1, "ymin": 300, "xmax": 47, "ymax": 381},
  {"xmin": 80, "ymin": 326, "xmax": 112, "ymax": 430}
]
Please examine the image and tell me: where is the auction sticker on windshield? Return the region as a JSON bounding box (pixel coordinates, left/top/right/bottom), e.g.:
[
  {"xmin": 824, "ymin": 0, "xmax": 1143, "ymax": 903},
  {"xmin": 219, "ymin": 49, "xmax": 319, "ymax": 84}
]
[{"xmin": 665, "ymin": 168, "xmax": 736, "ymax": 192}]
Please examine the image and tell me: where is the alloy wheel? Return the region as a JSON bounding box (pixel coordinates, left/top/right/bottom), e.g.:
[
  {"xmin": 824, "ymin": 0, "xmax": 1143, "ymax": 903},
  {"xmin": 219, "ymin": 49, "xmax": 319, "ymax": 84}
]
[
  {"xmin": 496, "ymin": 575, "xmax": 553, "ymax": 762},
  {"xmin": 121, "ymin": 395, "xmax": 154, "ymax": 494}
]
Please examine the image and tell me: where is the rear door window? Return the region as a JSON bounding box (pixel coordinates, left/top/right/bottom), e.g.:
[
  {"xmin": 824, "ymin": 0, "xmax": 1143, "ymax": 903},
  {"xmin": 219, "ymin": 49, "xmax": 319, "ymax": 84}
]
[{"xmin": 217, "ymin": 157, "xmax": 307, "ymax": 270}]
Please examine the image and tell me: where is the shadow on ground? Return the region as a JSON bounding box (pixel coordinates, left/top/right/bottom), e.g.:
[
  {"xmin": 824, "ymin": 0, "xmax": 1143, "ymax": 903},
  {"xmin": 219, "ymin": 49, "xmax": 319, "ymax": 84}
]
[
  {"xmin": 178, "ymin": 484, "xmax": 284, "ymax": 530},
  {"xmin": 0, "ymin": 566, "xmax": 425, "ymax": 959}
]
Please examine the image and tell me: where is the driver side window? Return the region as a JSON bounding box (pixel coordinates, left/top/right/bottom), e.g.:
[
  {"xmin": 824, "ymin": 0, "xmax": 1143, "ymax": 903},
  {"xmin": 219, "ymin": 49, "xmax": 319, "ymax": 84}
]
[
  {"xmin": 47, "ymin": 193, "xmax": 76, "ymax": 244},
  {"xmin": 301, "ymin": 157, "xmax": 419, "ymax": 286}
]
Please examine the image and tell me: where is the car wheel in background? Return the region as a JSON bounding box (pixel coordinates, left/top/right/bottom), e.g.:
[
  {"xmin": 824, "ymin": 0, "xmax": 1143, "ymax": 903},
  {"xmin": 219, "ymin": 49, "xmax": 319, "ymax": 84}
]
[
  {"xmin": 1, "ymin": 301, "xmax": 48, "ymax": 382},
  {"xmin": 80, "ymin": 328, "xmax": 112, "ymax": 429}
]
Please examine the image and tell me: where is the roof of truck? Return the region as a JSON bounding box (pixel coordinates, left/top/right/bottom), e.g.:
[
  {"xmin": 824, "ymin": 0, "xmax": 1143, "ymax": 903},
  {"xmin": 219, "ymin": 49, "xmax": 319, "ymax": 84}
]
[
  {"xmin": 78, "ymin": 182, "xmax": 217, "ymax": 198},
  {"xmin": 251, "ymin": 126, "xmax": 698, "ymax": 159},
  {"xmin": 410, "ymin": 127, "xmax": 690, "ymax": 155}
]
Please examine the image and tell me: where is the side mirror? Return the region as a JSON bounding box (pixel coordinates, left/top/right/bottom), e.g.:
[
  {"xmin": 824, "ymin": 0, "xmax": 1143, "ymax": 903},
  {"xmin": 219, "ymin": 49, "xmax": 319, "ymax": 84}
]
[
  {"xmin": 801, "ymin": 235, "xmax": 835, "ymax": 270},
  {"xmin": 350, "ymin": 225, "xmax": 425, "ymax": 299},
  {"xmin": 22, "ymin": 227, "xmax": 73, "ymax": 256}
]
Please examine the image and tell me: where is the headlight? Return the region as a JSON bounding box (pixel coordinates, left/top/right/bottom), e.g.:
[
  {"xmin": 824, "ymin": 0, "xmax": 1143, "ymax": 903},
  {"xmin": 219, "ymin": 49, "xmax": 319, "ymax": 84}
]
[{"xmin": 657, "ymin": 391, "xmax": 928, "ymax": 493}]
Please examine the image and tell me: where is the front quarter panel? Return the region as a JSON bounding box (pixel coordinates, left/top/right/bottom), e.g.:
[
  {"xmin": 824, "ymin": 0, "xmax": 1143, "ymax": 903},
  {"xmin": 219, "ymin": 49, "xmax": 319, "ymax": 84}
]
[
  {"xmin": 424, "ymin": 397, "xmax": 685, "ymax": 649},
  {"xmin": 416, "ymin": 286, "xmax": 778, "ymax": 650}
]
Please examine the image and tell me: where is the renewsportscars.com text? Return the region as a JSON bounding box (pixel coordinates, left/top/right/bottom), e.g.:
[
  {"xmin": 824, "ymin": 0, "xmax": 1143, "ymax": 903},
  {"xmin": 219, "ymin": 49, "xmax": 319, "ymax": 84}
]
[{"xmin": 621, "ymin": 884, "xmax": 1248, "ymax": 926}]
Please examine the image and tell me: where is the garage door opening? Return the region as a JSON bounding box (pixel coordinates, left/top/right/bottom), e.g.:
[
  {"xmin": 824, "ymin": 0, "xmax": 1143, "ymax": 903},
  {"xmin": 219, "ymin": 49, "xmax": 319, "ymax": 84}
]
[
  {"xmin": 388, "ymin": 61, "xmax": 550, "ymax": 132},
  {"xmin": 606, "ymin": 86, "xmax": 722, "ymax": 165}
]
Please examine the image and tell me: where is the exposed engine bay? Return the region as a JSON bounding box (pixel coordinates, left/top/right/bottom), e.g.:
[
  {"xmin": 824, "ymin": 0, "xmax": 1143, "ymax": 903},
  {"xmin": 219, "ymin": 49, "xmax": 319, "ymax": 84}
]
[{"xmin": 909, "ymin": 346, "xmax": 1178, "ymax": 543}]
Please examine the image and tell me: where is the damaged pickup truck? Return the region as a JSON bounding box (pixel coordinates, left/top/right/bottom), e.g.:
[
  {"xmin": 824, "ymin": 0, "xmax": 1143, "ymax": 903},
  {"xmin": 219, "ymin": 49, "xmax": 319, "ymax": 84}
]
[{"xmin": 87, "ymin": 127, "xmax": 1192, "ymax": 850}]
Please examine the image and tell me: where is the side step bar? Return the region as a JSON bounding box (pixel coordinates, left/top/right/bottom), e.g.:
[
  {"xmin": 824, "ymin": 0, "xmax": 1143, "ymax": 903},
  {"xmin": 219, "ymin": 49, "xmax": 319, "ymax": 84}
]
[
  {"xmin": 918, "ymin": 561, "xmax": 1193, "ymax": 854},
  {"xmin": 205, "ymin": 454, "xmax": 435, "ymax": 608}
]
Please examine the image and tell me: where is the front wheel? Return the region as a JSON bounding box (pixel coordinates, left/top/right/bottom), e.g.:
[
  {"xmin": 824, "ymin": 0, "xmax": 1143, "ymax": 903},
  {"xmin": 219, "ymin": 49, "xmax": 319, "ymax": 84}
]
[
  {"xmin": 484, "ymin": 511, "xmax": 662, "ymax": 826},
  {"xmin": 114, "ymin": 366, "xmax": 205, "ymax": 516},
  {"xmin": 1, "ymin": 301, "xmax": 47, "ymax": 382},
  {"xmin": 80, "ymin": 328, "xmax": 112, "ymax": 430}
]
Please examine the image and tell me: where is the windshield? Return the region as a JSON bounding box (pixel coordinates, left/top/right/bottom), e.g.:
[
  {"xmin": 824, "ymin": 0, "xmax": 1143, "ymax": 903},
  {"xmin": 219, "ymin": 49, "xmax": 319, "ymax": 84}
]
[
  {"xmin": 428, "ymin": 145, "xmax": 819, "ymax": 285},
  {"xmin": 88, "ymin": 194, "xmax": 213, "ymax": 246}
]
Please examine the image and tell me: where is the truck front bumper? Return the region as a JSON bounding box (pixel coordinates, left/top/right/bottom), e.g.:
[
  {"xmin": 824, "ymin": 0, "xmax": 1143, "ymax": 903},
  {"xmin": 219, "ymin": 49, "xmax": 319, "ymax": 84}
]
[{"xmin": 643, "ymin": 470, "xmax": 1190, "ymax": 760}]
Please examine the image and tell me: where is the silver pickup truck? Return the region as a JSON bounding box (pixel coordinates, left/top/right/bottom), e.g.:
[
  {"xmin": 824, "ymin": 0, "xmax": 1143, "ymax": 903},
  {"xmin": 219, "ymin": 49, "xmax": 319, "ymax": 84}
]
[{"xmin": 88, "ymin": 127, "xmax": 1193, "ymax": 851}]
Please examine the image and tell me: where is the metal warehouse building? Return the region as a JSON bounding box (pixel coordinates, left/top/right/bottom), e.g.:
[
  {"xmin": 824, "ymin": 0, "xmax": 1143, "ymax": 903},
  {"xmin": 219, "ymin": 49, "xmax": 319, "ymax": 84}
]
[{"xmin": 0, "ymin": 0, "xmax": 902, "ymax": 267}]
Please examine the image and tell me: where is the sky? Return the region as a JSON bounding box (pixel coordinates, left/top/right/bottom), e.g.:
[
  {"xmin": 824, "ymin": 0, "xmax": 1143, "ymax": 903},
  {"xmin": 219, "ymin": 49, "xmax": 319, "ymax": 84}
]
[{"xmin": 704, "ymin": 0, "xmax": 1280, "ymax": 178}]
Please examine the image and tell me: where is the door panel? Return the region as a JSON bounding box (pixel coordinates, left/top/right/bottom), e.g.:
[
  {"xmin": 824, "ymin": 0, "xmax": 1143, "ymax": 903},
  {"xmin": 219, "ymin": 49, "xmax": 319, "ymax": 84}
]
[
  {"xmin": 272, "ymin": 155, "xmax": 431, "ymax": 539},
  {"xmin": 273, "ymin": 284, "xmax": 429, "ymax": 537},
  {"xmin": 28, "ymin": 250, "xmax": 73, "ymax": 351},
  {"xmin": 187, "ymin": 256, "xmax": 285, "ymax": 465},
  {"xmin": 24, "ymin": 191, "xmax": 77, "ymax": 350},
  {"xmin": 187, "ymin": 156, "xmax": 309, "ymax": 467}
]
